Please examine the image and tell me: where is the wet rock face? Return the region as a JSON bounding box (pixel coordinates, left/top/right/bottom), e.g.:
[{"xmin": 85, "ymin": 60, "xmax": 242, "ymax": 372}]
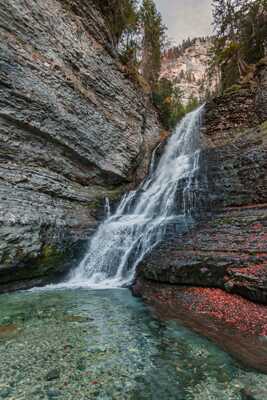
[
  {"xmin": 0, "ymin": 0, "xmax": 160, "ymax": 290},
  {"xmin": 139, "ymin": 203, "xmax": 267, "ymax": 303},
  {"xmin": 138, "ymin": 65, "xmax": 267, "ymax": 304},
  {"xmin": 202, "ymin": 59, "xmax": 267, "ymax": 144},
  {"xmin": 256, "ymin": 58, "xmax": 267, "ymax": 122},
  {"xmin": 202, "ymin": 87, "xmax": 260, "ymax": 143}
]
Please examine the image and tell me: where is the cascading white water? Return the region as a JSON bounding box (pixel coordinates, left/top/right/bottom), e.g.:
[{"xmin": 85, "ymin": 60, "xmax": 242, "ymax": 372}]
[{"xmin": 68, "ymin": 105, "xmax": 204, "ymax": 288}]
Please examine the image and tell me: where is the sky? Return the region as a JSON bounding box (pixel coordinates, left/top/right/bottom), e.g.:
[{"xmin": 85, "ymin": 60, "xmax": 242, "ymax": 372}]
[{"xmin": 154, "ymin": 0, "xmax": 213, "ymax": 45}]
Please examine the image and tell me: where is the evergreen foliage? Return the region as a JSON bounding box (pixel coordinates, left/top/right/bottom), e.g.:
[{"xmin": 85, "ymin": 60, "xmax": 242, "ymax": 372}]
[
  {"xmin": 152, "ymin": 79, "xmax": 185, "ymax": 129},
  {"xmin": 163, "ymin": 37, "xmax": 210, "ymax": 61},
  {"xmin": 211, "ymin": 0, "xmax": 267, "ymax": 91},
  {"xmin": 95, "ymin": 0, "xmax": 165, "ymax": 89},
  {"xmin": 153, "ymin": 79, "xmax": 199, "ymax": 130},
  {"xmin": 185, "ymin": 95, "xmax": 199, "ymax": 113},
  {"xmin": 96, "ymin": 0, "xmax": 200, "ymax": 130},
  {"xmin": 140, "ymin": 0, "xmax": 166, "ymax": 89},
  {"xmin": 96, "ymin": 0, "xmax": 139, "ymax": 47}
]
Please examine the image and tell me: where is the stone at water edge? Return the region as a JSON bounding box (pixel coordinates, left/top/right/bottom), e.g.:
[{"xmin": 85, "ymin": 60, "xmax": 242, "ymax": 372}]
[
  {"xmin": 0, "ymin": 387, "xmax": 12, "ymax": 399},
  {"xmin": 241, "ymin": 387, "xmax": 267, "ymax": 400}
]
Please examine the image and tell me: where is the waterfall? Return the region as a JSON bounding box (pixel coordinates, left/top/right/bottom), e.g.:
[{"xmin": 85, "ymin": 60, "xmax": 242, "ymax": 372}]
[{"xmin": 68, "ymin": 106, "xmax": 204, "ymax": 288}]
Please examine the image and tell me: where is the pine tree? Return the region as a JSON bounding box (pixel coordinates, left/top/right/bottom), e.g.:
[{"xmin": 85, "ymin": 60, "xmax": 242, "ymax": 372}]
[
  {"xmin": 211, "ymin": 0, "xmax": 267, "ymax": 90},
  {"xmin": 140, "ymin": 0, "xmax": 166, "ymax": 89},
  {"xmin": 96, "ymin": 0, "xmax": 139, "ymax": 47},
  {"xmin": 152, "ymin": 78, "xmax": 185, "ymax": 129}
]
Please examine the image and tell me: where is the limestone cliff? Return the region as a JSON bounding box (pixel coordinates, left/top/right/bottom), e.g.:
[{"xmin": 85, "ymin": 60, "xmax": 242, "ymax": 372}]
[
  {"xmin": 138, "ymin": 60, "xmax": 267, "ymax": 304},
  {"xmin": 161, "ymin": 38, "xmax": 219, "ymax": 105},
  {"xmin": 0, "ymin": 0, "xmax": 160, "ymax": 291}
]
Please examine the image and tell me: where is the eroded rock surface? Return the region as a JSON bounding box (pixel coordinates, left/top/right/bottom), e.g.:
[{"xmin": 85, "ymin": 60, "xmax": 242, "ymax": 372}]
[
  {"xmin": 161, "ymin": 38, "xmax": 218, "ymax": 105},
  {"xmin": 138, "ymin": 61, "xmax": 267, "ymax": 304},
  {"xmin": 0, "ymin": 0, "xmax": 160, "ymax": 290}
]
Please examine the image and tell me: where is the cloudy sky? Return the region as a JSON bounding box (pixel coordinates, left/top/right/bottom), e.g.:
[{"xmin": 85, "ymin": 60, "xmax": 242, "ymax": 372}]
[{"xmin": 154, "ymin": 0, "xmax": 213, "ymax": 45}]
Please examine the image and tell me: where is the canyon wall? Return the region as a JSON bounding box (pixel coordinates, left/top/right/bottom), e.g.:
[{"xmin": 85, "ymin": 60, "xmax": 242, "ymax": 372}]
[
  {"xmin": 0, "ymin": 0, "xmax": 160, "ymax": 291},
  {"xmin": 138, "ymin": 59, "xmax": 267, "ymax": 304},
  {"xmin": 161, "ymin": 38, "xmax": 219, "ymax": 105}
]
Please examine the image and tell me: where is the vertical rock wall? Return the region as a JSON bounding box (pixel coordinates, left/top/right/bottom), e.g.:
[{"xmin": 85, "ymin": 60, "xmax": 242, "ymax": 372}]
[
  {"xmin": 0, "ymin": 0, "xmax": 160, "ymax": 290},
  {"xmin": 138, "ymin": 61, "xmax": 267, "ymax": 304}
]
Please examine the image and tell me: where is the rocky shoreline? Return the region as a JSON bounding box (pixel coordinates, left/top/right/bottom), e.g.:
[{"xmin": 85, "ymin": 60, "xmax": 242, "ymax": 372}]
[
  {"xmin": 133, "ymin": 279, "xmax": 267, "ymax": 374},
  {"xmin": 134, "ymin": 60, "xmax": 267, "ymax": 375},
  {"xmin": 0, "ymin": 4, "xmax": 266, "ymax": 385}
]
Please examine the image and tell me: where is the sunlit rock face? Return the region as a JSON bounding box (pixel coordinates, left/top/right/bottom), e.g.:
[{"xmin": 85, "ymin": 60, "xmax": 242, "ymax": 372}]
[
  {"xmin": 161, "ymin": 38, "xmax": 219, "ymax": 104},
  {"xmin": 138, "ymin": 61, "xmax": 267, "ymax": 305},
  {"xmin": 0, "ymin": 0, "xmax": 160, "ymax": 290}
]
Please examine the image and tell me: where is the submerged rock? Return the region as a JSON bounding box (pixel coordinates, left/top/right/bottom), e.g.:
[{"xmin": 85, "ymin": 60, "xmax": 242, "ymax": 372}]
[
  {"xmin": 241, "ymin": 387, "xmax": 267, "ymax": 400},
  {"xmin": 45, "ymin": 369, "xmax": 61, "ymax": 381},
  {"xmin": 47, "ymin": 388, "xmax": 62, "ymax": 398},
  {"xmin": 0, "ymin": 387, "xmax": 12, "ymax": 399},
  {"xmin": 0, "ymin": 324, "xmax": 18, "ymax": 338}
]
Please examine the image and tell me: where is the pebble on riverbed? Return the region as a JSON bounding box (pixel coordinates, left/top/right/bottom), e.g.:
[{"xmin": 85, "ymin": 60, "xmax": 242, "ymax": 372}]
[
  {"xmin": 45, "ymin": 369, "xmax": 60, "ymax": 381},
  {"xmin": 47, "ymin": 388, "xmax": 62, "ymax": 398},
  {"xmin": 1, "ymin": 289, "xmax": 267, "ymax": 400},
  {"xmin": 0, "ymin": 324, "xmax": 18, "ymax": 337}
]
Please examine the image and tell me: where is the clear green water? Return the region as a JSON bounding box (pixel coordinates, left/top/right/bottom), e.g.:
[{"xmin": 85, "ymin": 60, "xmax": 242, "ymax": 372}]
[{"xmin": 0, "ymin": 289, "xmax": 266, "ymax": 400}]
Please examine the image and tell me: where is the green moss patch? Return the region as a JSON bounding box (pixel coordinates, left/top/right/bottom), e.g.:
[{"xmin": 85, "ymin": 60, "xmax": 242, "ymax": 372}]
[
  {"xmin": 34, "ymin": 244, "xmax": 66, "ymax": 274},
  {"xmin": 224, "ymin": 84, "xmax": 242, "ymax": 96},
  {"xmin": 260, "ymin": 120, "xmax": 267, "ymax": 134}
]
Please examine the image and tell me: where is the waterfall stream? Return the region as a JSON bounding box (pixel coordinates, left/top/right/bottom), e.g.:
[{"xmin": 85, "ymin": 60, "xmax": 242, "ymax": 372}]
[{"xmin": 68, "ymin": 106, "xmax": 204, "ymax": 288}]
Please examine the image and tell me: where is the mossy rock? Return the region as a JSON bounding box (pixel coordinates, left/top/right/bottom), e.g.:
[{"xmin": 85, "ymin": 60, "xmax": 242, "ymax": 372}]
[
  {"xmin": 86, "ymin": 185, "xmax": 126, "ymax": 210},
  {"xmin": 260, "ymin": 120, "xmax": 267, "ymax": 134},
  {"xmin": 86, "ymin": 199, "xmax": 102, "ymax": 210},
  {"xmin": 224, "ymin": 84, "xmax": 242, "ymax": 96},
  {"xmin": 106, "ymin": 186, "xmax": 126, "ymax": 201},
  {"xmin": 37, "ymin": 244, "xmax": 64, "ymax": 266},
  {"xmin": 0, "ymin": 243, "xmax": 72, "ymax": 285},
  {"xmin": 41, "ymin": 244, "xmax": 59, "ymax": 259}
]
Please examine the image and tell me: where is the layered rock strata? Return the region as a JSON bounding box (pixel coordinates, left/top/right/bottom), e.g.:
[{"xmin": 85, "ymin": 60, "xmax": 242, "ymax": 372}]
[
  {"xmin": 138, "ymin": 60, "xmax": 267, "ymax": 304},
  {"xmin": 0, "ymin": 0, "xmax": 160, "ymax": 290}
]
